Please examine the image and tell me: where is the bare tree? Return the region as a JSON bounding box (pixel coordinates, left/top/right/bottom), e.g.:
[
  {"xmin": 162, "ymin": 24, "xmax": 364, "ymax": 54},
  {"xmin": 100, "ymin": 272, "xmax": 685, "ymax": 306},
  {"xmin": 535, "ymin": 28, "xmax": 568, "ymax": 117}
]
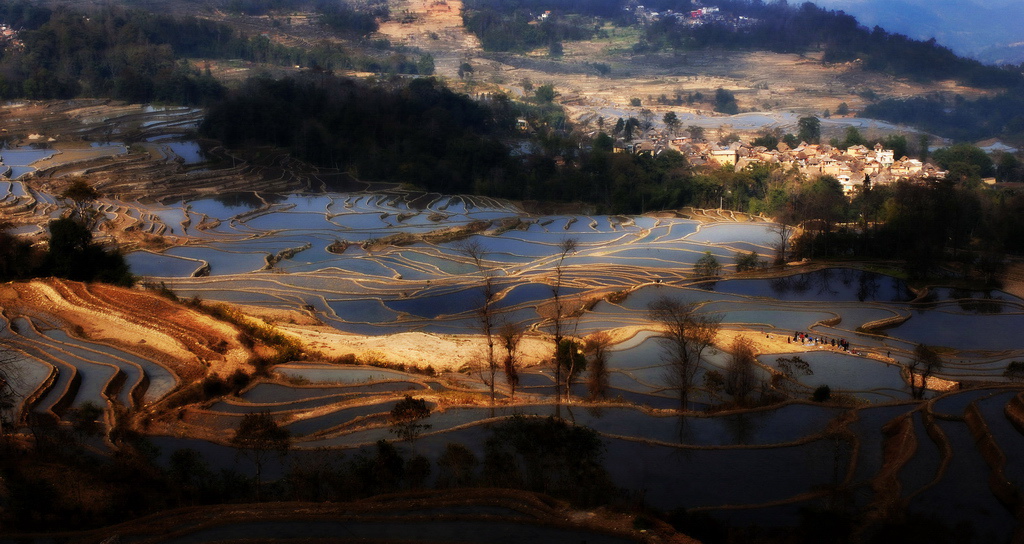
[
  {"xmin": 908, "ymin": 344, "xmax": 942, "ymax": 400},
  {"xmin": 648, "ymin": 296, "xmax": 721, "ymax": 411},
  {"xmin": 774, "ymin": 355, "xmax": 812, "ymax": 396},
  {"xmin": 460, "ymin": 240, "xmax": 499, "ymax": 405},
  {"xmin": 550, "ymin": 238, "xmax": 578, "ymax": 403},
  {"xmin": 498, "ymin": 322, "xmax": 524, "ymax": 400},
  {"xmin": 768, "ymin": 220, "xmax": 795, "ymax": 265}
]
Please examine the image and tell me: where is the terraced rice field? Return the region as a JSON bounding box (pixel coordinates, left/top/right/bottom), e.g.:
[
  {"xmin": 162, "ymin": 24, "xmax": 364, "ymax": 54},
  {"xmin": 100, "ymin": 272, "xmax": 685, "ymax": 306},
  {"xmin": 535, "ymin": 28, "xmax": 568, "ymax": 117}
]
[{"xmin": 1, "ymin": 107, "xmax": 1023, "ymax": 537}]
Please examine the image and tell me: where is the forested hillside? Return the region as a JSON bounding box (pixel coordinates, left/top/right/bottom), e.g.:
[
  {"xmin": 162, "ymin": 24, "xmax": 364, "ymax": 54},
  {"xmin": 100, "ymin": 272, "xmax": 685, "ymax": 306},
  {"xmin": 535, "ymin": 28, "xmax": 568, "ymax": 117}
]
[{"xmin": 0, "ymin": 1, "xmax": 429, "ymax": 104}]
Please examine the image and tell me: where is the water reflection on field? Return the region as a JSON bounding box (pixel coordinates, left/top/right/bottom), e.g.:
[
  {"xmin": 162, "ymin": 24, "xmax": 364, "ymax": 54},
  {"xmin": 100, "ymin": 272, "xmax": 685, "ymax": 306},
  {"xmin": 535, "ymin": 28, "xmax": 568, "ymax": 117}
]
[
  {"xmin": 106, "ymin": 190, "xmax": 1024, "ymax": 537},
  {"xmin": 123, "ymin": 191, "xmax": 1024, "ymax": 386}
]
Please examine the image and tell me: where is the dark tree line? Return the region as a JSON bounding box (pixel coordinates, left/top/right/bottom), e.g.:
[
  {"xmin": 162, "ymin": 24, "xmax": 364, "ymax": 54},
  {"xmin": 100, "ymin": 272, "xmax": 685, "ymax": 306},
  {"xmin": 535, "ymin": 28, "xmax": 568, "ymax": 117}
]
[
  {"xmin": 197, "ymin": 74, "xmax": 767, "ymax": 212},
  {"xmin": 223, "ymin": 0, "xmax": 388, "ymax": 28},
  {"xmin": 464, "ymin": 0, "xmax": 624, "ymax": 17},
  {"xmin": 0, "ymin": 2, "xmax": 430, "ymax": 105},
  {"xmin": 201, "ymin": 75, "xmax": 516, "ymax": 195},
  {"xmin": 1, "ymin": 414, "xmax": 613, "ymax": 531},
  {"xmin": 463, "ymin": 9, "xmax": 598, "ymax": 52},
  {"xmin": 461, "ymin": 0, "xmax": 624, "ymax": 52},
  {"xmin": 636, "ymin": 1, "xmax": 1022, "ymax": 89},
  {"xmin": 0, "ymin": 220, "xmax": 133, "ymax": 286},
  {"xmin": 0, "ymin": 5, "xmax": 225, "ymax": 104},
  {"xmin": 778, "ymin": 176, "xmax": 1024, "ymax": 281},
  {"xmin": 864, "ymin": 92, "xmax": 1024, "ymax": 144}
]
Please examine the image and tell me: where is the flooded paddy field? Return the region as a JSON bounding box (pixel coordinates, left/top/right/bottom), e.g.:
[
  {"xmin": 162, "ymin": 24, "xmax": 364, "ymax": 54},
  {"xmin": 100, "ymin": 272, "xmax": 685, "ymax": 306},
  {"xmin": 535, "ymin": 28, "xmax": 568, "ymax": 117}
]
[{"xmin": 2, "ymin": 109, "xmax": 1023, "ymax": 538}]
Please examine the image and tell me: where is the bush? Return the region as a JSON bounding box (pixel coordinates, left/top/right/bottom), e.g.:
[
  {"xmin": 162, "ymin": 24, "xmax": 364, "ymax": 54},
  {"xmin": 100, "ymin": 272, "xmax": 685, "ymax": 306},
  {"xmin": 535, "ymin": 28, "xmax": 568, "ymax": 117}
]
[{"xmin": 813, "ymin": 384, "xmax": 832, "ymax": 402}]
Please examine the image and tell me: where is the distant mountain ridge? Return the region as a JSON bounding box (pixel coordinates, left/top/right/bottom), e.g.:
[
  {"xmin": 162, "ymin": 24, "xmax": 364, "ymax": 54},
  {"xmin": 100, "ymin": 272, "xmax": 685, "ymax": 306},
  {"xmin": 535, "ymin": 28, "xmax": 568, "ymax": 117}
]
[{"xmin": 812, "ymin": 0, "xmax": 1024, "ymax": 64}]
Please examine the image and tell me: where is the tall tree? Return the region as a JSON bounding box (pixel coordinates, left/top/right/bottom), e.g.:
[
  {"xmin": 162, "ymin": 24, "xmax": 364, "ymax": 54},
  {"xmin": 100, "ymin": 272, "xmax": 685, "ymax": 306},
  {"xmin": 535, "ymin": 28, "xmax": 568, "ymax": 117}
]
[
  {"xmin": 557, "ymin": 338, "xmax": 587, "ymax": 400},
  {"xmin": 436, "ymin": 442, "xmax": 478, "ymax": 488},
  {"xmin": 231, "ymin": 411, "xmax": 290, "ymax": 501},
  {"xmin": 584, "ymin": 331, "xmax": 612, "ymax": 399},
  {"xmin": 797, "ymin": 116, "xmax": 821, "ymax": 144},
  {"xmin": 498, "ymin": 322, "xmax": 524, "ymax": 400},
  {"xmin": 460, "ymin": 240, "xmax": 499, "ymax": 405},
  {"xmin": 550, "ymin": 238, "xmax": 578, "ymax": 403},
  {"xmin": 648, "ymin": 296, "xmax": 721, "ymax": 411},
  {"xmin": 663, "ymin": 111, "xmax": 680, "ymax": 135},
  {"xmin": 725, "ymin": 337, "xmax": 759, "ymax": 406}
]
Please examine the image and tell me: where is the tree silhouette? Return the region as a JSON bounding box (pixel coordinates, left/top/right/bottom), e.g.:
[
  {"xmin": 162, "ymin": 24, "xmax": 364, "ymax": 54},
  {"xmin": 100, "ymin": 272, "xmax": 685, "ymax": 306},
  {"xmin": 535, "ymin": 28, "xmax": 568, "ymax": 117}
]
[
  {"xmin": 907, "ymin": 344, "xmax": 942, "ymax": 400},
  {"xmin": 499, "ymin": 322, "xmax": 524, "ymax": 400},
  {"xmin": 663, "ymin": 111, "xmax": 680, "ymax": 135},
  {"xmin": 231, "ymin": 411, "xmax": 290, "ymax": 501},
  {"xmin": 59, "ymin": 179, "xmax": 101, "ymax": 227},
  {"xmin": 584, "ymin": 331, "xmax": 611, "ymax": 400},
  {"xmin": 694, "ymin": 251, "xmax": 722, "ymax": 279},
  {"xmin": 389, "ymin": 395, "xmax": 431, "ymax": 441},
  {"xmin": 648, "ymin": 296, "xmax": 721, "ymax": 411},
  {"xmin": 797, "ymin": 116, "xmax": 821, "ymax": 144},
  {"xmin": 460, "ymin": 240, "xmax": 499, "ymax": 405},
  {"xmin": 550, "ymin": 238, "xmax": 578, "ymax": 403},
  {"xmin": 725, "ymin": 337, "xmax": 758, "ymax": 406}
]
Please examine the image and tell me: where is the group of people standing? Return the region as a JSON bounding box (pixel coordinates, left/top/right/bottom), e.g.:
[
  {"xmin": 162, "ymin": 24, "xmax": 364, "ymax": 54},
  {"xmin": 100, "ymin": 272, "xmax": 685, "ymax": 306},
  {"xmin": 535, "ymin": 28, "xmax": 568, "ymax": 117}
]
[{"xmin": 789, "ymin": 331, "xmax": 851, "ymax": 351}]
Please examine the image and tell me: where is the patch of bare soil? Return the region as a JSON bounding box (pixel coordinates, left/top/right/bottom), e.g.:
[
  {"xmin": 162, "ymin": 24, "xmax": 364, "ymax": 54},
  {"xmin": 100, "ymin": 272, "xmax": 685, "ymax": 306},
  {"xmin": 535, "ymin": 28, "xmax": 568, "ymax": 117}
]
[
  {"xmin": 278, "ymin": 324, "xmax": 552, "ymax": 373},
  {"xmin": 376, "ymin": 0, "xmax": 481, "ymax": 78}
]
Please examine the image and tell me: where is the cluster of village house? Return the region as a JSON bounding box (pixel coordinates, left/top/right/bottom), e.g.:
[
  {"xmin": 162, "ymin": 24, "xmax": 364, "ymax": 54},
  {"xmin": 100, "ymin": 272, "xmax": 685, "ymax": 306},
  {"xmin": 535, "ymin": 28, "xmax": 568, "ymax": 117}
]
[
  {"xmin": 629, "ymin": 3, "xmax": 759, "ymax": 30},
  {"xmin": 618, "ymin": 138, "xmax": 947, "ymax": 195},
  {"xmin": 0, "ymin": 25, "xmax": 22, "ymax": 50}
]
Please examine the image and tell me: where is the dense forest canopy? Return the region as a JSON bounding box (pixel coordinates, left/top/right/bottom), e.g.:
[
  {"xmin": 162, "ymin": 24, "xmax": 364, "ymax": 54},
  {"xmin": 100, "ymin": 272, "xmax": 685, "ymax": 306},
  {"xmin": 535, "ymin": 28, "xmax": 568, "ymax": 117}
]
[
  {"xmin": 461, "ymin": 0, "xmax": 605, "ymax": 53},
  {"xmin": 0, "ymin": 1, "xmax": 430, "ymax": 104},
  {"xmin": 200, "ymin": 75, "xmax": 517, "ymax": 195},
  {"xmin": 634, "ymin": 0, "xmax": 1022, "ymax": 88},
  {"xmin": 460, "ymin": 0, "xmax": 1023, "ymax": 89},
  {"xmin": 864, "ymin": 93, "xmax": 1024, "ymax": 144}
]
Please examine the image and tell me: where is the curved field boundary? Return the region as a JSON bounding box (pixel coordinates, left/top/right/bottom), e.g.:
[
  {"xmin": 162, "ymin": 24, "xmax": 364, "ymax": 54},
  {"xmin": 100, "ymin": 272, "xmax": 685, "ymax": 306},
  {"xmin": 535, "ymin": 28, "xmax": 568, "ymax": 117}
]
[
  {"xmin": 859, "ymin": 312, "xmax": 912, "ymax": 332},
  {"xmin": 42, "ymin": 330, "xmax": 150, "ymax": 408},
  {"xmin": 1006, "ymin": 391, "xmax": 1024, "ymax": 435},
  {"xmin": 48, "ymin": 367, "xmax": 81, "ymax": 419},
  {"xmin": 862, "ymin": 413, "xmax": 917, "ymax": 523},
  {"xmin": 910, "ymin": 405, "xmax": 954, "ymax": 501},
  {"xmin": 8, "ymin": 346, "xmax": 58, "ymax": 426},
  {"xmin": 8, "ymin": 321, "xmax": 82, "ymax": 420},
  {"xmin": 964, "ymin": 398, "xmax": 1024, "ymax": 526},
  {"xmin": 17, "ymin": 320, "xmax": 129, "ymax": 412}
]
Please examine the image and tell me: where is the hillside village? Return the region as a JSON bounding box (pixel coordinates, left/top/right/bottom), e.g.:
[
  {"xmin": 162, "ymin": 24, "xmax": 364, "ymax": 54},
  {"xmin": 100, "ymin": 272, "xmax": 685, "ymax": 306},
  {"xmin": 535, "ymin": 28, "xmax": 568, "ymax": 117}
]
[
  {"xmin": 630, "ymin": 3, "xmax": 760, "ymax": 30},
  {"xmin": 619, "ymin": 136, "xmax": 947, "ymax": 195}
]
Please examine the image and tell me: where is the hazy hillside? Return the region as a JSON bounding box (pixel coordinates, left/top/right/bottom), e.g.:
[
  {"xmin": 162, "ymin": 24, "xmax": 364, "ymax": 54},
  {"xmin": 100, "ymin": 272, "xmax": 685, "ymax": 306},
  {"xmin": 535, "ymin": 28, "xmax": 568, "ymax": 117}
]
[{"xmin": 813, "ymin": 0, "xmax": 1024, "ymax": 64}]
